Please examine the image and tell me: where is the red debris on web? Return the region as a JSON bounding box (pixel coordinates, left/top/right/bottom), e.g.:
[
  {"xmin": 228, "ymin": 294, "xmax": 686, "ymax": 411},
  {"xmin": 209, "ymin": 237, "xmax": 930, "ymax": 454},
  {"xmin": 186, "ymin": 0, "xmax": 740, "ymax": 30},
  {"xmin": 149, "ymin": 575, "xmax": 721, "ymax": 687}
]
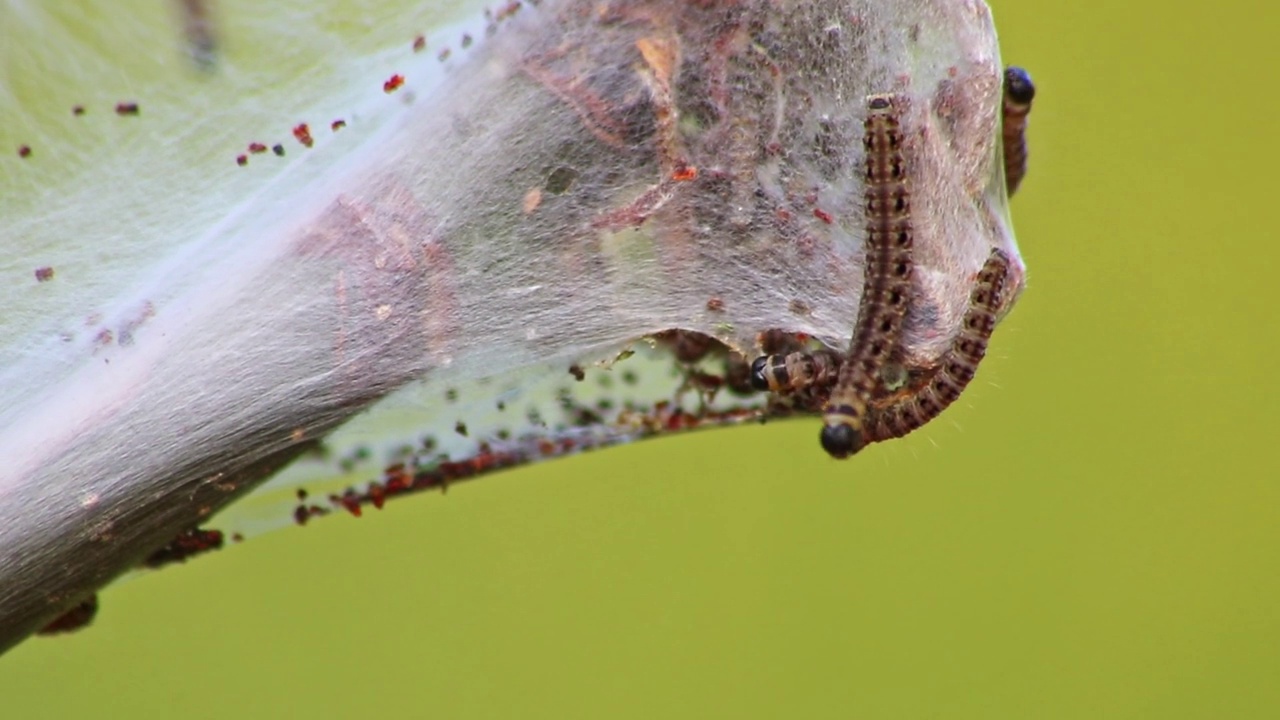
[
  {"xmin": 279, "ymin": 388, "xmax": 765, "ymax": 530},
  {"xmin": 493, "ymin": 1, "xmax": 524, "ymax": 22},
  {"xmin": 143, "ymin": 527, "xmax": 226, "ymax": 569},
  {"xmin": 292, "ymin": 123, "xmax": 314, "ymax": 148},
  {"xmin": 331, "ymin": 491, "xmax": 363, "ymax": 517},
  {"xmin": 671, "ymin": 164, "xmax": 698, "ymax": 182},
  {"xmin": 37, "ymin": 594, "xmax": 99, "ymax": 636}
]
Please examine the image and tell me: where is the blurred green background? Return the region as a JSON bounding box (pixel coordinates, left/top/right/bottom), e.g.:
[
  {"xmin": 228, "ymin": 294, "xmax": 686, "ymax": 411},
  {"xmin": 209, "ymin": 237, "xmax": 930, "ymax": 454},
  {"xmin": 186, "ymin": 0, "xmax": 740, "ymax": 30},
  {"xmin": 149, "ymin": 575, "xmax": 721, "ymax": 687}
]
[{"xmin": 3, "ymin": 1, "xmax": 1278, "ymax": 717}]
